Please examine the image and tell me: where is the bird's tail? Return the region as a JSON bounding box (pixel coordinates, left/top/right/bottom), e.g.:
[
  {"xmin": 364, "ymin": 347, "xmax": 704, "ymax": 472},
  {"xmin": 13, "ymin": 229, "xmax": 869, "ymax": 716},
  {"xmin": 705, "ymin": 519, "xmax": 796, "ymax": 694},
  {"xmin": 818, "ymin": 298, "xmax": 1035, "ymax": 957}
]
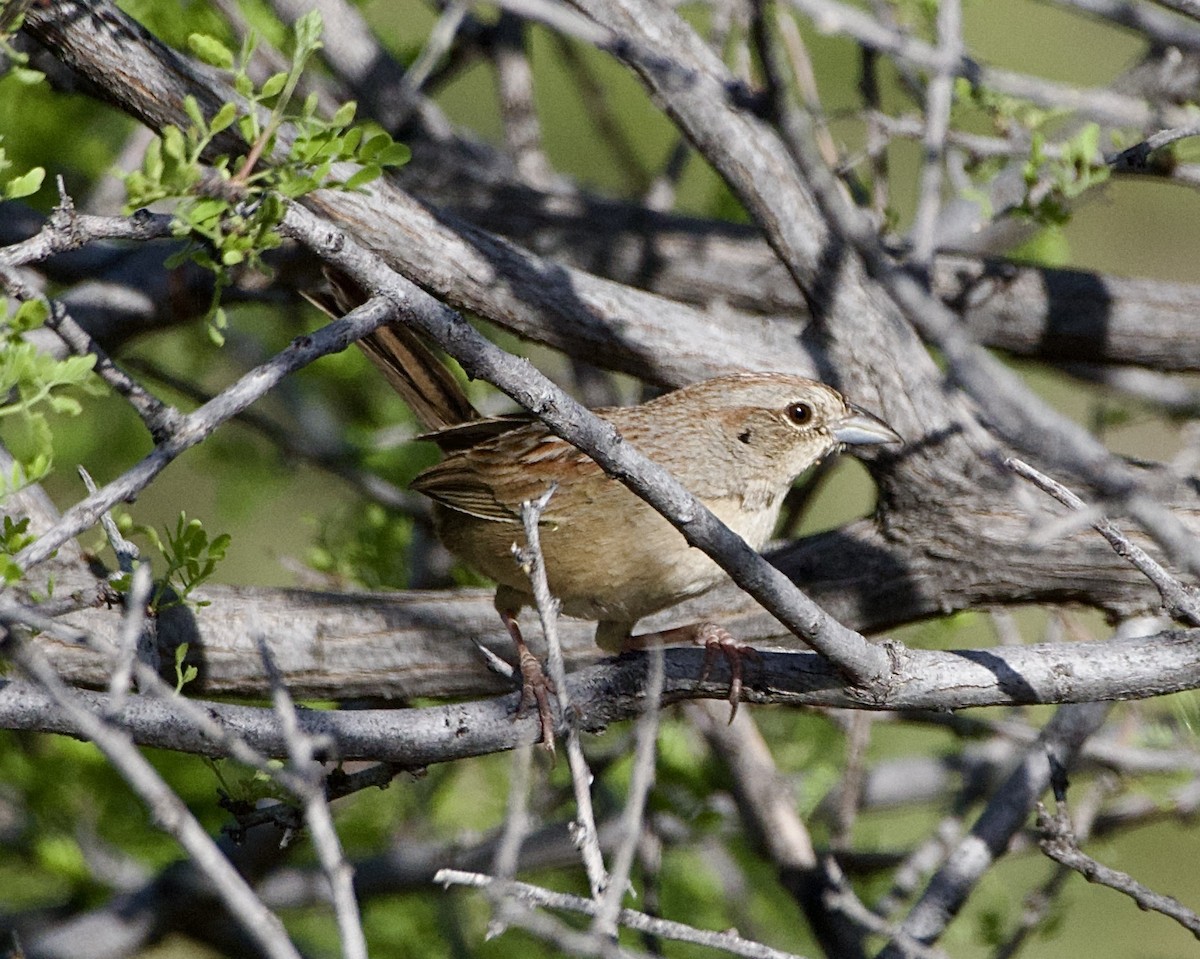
[{"xmin": 303, "ymin": 270, "xmax": 480, "ymax": 433}]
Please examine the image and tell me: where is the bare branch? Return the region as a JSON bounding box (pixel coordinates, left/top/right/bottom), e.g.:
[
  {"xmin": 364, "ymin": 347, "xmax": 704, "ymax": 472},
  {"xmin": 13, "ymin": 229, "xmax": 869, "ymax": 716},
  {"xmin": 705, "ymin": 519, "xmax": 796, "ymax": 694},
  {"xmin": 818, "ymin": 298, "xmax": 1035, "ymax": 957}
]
[
  {"xmin": 1008, "ymin": 457, "xmax": 1200, "ymax": 626},
  {"xmin": 517, "ymin": 489, "xmax": 608, "ymax": 897},
  {"xmin": 13, "ymin": 295, "xmax": 397, "ymax": 571},
  {"xmin": 907, "ymin": 0, "xmax": 961, "ymax": 266},
  {"xmin": 0, "ymin": 630, "xmax": 302, "ymax": 959},
  {"xmin": 879, "ymin": 702, "xmax": 1110, "ymax": 956},
  {"xmin": 257, "ymin": 636, "xmax": 367, "ymax": 959},
  {"xmin": 1037, "ymin": 800, "xmax": 1200, "ymax": 939},
  {"xmin": 435, "ymin": 869, "xmax": 809, "ymax": 959}
]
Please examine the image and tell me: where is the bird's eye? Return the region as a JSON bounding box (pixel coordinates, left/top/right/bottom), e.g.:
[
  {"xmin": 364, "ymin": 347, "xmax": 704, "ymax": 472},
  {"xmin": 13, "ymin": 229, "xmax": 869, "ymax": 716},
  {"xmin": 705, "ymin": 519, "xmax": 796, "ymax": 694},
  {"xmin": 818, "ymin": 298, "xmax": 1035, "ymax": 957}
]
[{"xmin": 786, "ymin": 402, "xmax": 814, "ymax": 426}]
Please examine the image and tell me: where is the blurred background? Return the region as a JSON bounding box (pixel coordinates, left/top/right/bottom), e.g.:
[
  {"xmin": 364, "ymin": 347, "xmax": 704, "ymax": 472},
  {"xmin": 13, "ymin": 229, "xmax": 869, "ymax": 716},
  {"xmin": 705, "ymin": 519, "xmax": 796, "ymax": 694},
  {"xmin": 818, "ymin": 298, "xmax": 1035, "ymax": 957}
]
[{"xmin": 2, "ymin": 1, "xmax": 1200, "ymax": 956}]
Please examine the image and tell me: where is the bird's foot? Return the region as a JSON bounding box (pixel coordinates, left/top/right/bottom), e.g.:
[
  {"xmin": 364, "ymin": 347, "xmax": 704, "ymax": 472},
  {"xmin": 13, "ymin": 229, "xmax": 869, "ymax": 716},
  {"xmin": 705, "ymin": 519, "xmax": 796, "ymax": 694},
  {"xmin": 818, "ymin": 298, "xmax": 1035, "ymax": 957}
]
[
  {"xmin": 626, "ymin": 622, "xmax": 759, "ymax": 721},
  {"xmin": 500, "ymin": 608, "xmax": 558, "ymax": 755},
  {"xmin": 694, "ymin": 623, "xmax": 760, "ymax": 722},
  {"xmin": 515, "ymin": 642, "xmax": 558, "ymax": 753}
]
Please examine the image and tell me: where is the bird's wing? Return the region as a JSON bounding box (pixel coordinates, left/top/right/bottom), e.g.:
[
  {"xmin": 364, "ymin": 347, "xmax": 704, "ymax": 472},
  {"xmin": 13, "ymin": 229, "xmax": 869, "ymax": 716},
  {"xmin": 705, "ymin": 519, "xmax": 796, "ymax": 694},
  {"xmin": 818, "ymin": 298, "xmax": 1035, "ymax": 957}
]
[{"xmin": 411, "ymin": 423, "xmax": 607, "ymax": 524}]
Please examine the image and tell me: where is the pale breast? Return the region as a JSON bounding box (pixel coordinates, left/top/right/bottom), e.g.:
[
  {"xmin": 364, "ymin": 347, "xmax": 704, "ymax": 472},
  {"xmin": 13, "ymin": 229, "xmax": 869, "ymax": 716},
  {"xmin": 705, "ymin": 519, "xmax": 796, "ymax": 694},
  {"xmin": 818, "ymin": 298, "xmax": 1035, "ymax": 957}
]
[{"xmin": 434, "ymin": 478, "xmax": 789, "ymax": 628}]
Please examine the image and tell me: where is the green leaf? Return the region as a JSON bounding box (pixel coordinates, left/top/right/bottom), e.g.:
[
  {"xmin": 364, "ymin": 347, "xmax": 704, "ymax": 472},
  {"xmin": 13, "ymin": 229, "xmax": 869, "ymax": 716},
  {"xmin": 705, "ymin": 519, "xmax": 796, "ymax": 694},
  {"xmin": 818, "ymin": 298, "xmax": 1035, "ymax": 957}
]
[
  {"xmin": 161, "ymin": 125, "xmax": 187, "ymax": 163},
  {"xmin": 236, "ymin": 113, "xmax": 260, "ymax": 144},
  {"xmin": 376, "ymin": 141, "xmax": 411, "ymax": 167},
  {"xmin": 3, "ymin": 165, "xmax": 44, "ymax": 199},
  {"xmin": 359, "ymin": 132, "xmax": 390, "ymax": 162},
  {"xmin": 344, "ymin": 164, "xmax": 381, "ymax": 190},
  {"xmin": 260, "ymin": 71, "xmax": 288, "ymax": 100},
  {"xmin": 183, "ymin": 94, "xmax": 205, "ymax": 130},
  {"xmin": 208, "ymin": 533, "xmax": 232, "ymax": 558},
  {"xmin": 186, "ymin": 196, "xmax": 229, "ymax": 228},
  {"xmin": 174, "ymin": 642, "xmax": 194, "ymax": 693},
  {"xmin": 35, "ymin": 834, "xmax": 87, "ymax": 880},
  {"xmin": 0, "ymin": 555, "xmax": 23, "ymax": 585},
  {"xmin": 331, "ymin": 100, "xmax": 356, "ymax": 127},
  {"xmin": 1, "ymin": 516, "xmax": 32, "ymax": 554},
  {"xmin": 292, "ymin": 10, "xmax": 324, "ymax": 58},
  {"xmin": 188, "ymin": 33, "xmax": 234, "ymax": 69},
  {"xmin": 10, "ymin": 66, "xmax": 44, "ymax": 85},
  {"xmin": 341, "ymin": 125, "xmax": 363, "ymax": 157},
  {"xmin": 208, "ymin": 307, "xmax": 227, "ymax": 346},
  {"xmin": 46, "ymin": 395, "xmax": 82, "ymax": 416},
  {"xmin": 13, "ymin": 298, "xmax": 49, "ymax": 332},
  {"xmin": 209, "ymin": 101, "xmax": 238, "ymax": 134},
  {"xmin": 143, "ymin": 137, "xmax": 164, "ymax": 182}
]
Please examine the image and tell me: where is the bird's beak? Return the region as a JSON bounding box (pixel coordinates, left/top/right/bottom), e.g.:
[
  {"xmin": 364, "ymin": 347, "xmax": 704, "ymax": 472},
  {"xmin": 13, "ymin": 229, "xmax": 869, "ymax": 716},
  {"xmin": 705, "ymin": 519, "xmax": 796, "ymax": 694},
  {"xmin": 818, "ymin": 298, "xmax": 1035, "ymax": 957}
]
[{"xmin": 832, "ymin": 404, "xmax": 902, "ymax": 447}]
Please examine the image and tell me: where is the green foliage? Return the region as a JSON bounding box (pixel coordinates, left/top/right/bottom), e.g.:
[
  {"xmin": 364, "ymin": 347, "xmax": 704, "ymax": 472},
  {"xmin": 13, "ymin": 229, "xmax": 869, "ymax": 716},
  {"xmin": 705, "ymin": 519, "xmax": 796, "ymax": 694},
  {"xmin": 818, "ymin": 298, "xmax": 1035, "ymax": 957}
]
[
  {"xmin": 0, "ymin": 298, "xmax": 104, "ymax": 503},
  {"xmin": 0, "ymin": 10, "xmax": 45, "ymax": 86},
  {"xmin": 123, "ymin": 10, "xmax": 410, "ymax": 344},
  {"xmin": 952, "ymin": 78, "xmax": 1109, "ymax": 229},
  {"xmin": 0, "ymin": 515, "xmax": 32, "ymax": 584},
  {"xmin": 173, "ymin": 641, "xmax": 199, "ymax": 693},
  {"xmin": 307, "ymin": 501, "xmax": 414, "ymax": 589},
  {"xmin": 110, "ymin": 511, "xmax": 232, "ymax": 611},
  {"xmin": 1020, "ymin": 124, "xmax": 1110, "ymax": 225},
  {"xmin": 207, "ymin": 755, "xmax": 290, "ymax": 808},
  {"xmin": 0, "ymin": 142, "xmax": 44, "ymax": 199},
  {"xmin": 954, "ymin": 76, "xmax": 1061, "ymax": 137}
]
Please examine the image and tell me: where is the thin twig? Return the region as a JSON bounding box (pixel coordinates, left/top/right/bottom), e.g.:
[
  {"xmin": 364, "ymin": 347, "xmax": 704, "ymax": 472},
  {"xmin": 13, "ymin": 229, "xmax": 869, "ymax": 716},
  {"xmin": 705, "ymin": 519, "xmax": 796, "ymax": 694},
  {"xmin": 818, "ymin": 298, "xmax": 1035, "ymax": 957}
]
[
  {"xmin": 878, "ymin": 703, "xmax": 1111, "ymax": 958},
  {"xmin": 1037, "ymin": 800, "xmax": 1200, "ymax": 939},
  {"xmin": 593, "ymin": 645, "xmax": 663, "ymax": 937},
  {"xmin": 1107, "ymin": 119, "xmax": 1200, "ymax": 170},
  {"xmin": 14, "ymin": 295, "xmax": 398, "ymax": 571},
  {"xmin": 820, "ymin": 855, "xmax": 951, "ymax": 959},
  {"xmin": 907, "ymin": 0, "xmax": 960, "ymax": 266},
  {"xmin": 992, "ymin": 779, "xmax": 1111, "ymax": 958},
  {"xmin": 0, "ymin": 628, "xmax": 302, "ymax": 959},
  {"xmin": 518, "ymin": 489, "xmax": 609, "ymax": 898},
  {"xmin": 124, "ymin": 355, "xmax": 425, "ymax": 515},
  {"xmin": 1007, "ymin": 457, "xmax": 1200, "ymax": 627},
  {"xmin": 78, "ymin": 464, "xmax": 157, "ymax": 706},
  {"xmin": 872, "ymin": 816, "xmax": 963, "ymax": 920},
  {"xmin": 0, "ymin": 204, "xmax": 182, "ymax": 441},
  {"xmin": 488, "ymin": 743, "xmax": 534, "ymax": 938},
  {"xmin": 830, "ymin": 710, "xmax": 872, "ymax": 850},
  {"xmin": 257, "ymin": 635, "xmax": 367, "ymax": 959},
  {"xmin": 783, "ymin": 0, "xmax": 1190, "ymax": 129},
  {"xmin": 435, "ymin": 868, "xmax": 810, "ymax": 959},
  {"xmin": 1147, "ymin": 0, "xmax": 1200, "ymax": 24},
  {"xmin": 495, "ymin": 11, "xmax": 555, "ymax": 185},
  {"xmin": 0, "ymin": 201, "xmax": 175, "ymax": 269},
  {"xmin": 107, "ymin": 563, "xmax": 152, "ymax": 713}
]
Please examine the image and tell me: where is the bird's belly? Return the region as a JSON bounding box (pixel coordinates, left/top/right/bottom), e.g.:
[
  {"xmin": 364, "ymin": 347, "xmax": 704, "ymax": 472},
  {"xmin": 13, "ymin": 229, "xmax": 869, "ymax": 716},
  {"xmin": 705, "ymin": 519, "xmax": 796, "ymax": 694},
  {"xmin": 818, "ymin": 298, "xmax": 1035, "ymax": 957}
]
[{"xmin": 434, "ymin": 491, "xmax": 780, "ymax": 624}]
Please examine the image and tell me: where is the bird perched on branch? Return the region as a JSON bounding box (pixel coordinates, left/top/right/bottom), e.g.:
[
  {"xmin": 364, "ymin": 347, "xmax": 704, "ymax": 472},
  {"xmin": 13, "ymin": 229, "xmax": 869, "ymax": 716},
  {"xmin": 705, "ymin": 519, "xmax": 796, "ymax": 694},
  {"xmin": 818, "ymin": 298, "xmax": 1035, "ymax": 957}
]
[{"xmin": 307, "ymin": 281, "xmax": 900, "ymax": 748}]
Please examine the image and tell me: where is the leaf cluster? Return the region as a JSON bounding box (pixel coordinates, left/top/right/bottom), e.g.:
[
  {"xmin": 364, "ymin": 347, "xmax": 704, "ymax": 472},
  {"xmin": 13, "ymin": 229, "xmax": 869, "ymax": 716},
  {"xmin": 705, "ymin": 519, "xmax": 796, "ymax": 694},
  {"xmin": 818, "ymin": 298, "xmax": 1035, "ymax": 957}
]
[
  {"xmin": 0, "ymin": 299, "xmax": 103, "ymax": 505},
  {"xmin": 952, "ymin": 79, "xmax": 1110, "ymax": 228},
  {"xmin": 124, "ymin": 10, "xmax": 410, "ymax": 344},
  {"xmin": 109, "ymin": 511, "xmax": 231, "ymax": 611},
  {"xmin": 1020, "ymin": 123, "xmax": 1110, "ymax": 225}
]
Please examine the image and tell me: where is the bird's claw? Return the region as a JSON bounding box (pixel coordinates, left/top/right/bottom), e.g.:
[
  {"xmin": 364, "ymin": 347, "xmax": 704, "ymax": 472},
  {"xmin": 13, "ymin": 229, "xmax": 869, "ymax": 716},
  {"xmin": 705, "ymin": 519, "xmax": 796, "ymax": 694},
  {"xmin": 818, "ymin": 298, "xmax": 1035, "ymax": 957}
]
[
  {"xmin": 500, "ymin": 608, "xmax": 559, "ymax": 756},
  {"xmin": 695, "ymin": 623, "xmax": 760, "ymax": 722},
  {"xmin": 514, "ymin": 642, "xmax": 558, "ymax": 757}
]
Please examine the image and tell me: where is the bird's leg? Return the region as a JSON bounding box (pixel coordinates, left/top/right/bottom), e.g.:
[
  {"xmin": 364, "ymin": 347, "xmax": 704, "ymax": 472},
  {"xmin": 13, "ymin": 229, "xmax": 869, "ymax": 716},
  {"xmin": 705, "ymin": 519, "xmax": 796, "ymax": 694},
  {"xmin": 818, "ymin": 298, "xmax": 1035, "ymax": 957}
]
[
  {"xmin": 623, "ymin": 623, "xmax": 760, "ymax": 721},
  {"xmin": 498, "ymin": 607, "xmax": 557, "ymax": 751}
]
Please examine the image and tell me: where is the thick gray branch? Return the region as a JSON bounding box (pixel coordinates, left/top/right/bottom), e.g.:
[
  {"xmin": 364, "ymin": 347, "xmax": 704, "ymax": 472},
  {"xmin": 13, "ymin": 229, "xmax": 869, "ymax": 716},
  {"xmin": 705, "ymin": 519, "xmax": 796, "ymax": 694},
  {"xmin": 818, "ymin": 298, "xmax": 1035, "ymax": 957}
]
[{"xmin": 3, "ymin": 626, "xmax": 1198, "ymax": 765}]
